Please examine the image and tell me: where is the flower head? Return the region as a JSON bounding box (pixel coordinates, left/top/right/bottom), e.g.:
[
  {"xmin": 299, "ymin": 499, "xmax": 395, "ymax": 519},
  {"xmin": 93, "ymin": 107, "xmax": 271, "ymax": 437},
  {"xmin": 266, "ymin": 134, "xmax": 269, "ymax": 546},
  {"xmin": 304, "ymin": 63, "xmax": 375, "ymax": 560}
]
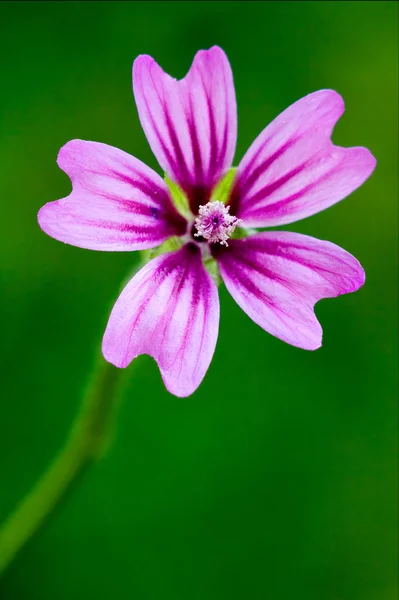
[{"xmin": 38, "ymin": 46, "xmax": 376, "ymax": 397}]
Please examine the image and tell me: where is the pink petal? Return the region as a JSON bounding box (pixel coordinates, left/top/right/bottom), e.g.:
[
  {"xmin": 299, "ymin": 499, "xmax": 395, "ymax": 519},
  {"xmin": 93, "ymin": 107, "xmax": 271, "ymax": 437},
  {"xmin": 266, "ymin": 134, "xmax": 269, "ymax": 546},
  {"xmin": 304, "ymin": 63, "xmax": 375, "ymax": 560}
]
[
  {"xmin": 213, "ymin": 231, "xmax": 365, "ymax": 350},
  {"xmin": 133, "ymin": 46, "xmax": 237, "ymax": 214},
  {"xmin": 38, "ymin": 140, "xmax": 187, "ymax": 251},
  {"xmin": 102, "ymin": 244, "xmax": 220, "ymax": 397},
  {"xmin": 228, "ymin": 90, "xmax": 376, "ymax": 227}
]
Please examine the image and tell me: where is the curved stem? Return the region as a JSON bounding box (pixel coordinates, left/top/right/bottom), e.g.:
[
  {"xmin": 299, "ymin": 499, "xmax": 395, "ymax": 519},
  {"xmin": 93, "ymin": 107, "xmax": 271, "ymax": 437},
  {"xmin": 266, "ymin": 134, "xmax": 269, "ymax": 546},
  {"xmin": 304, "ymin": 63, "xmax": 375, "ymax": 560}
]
[
  {"xmin": 0, "ymin": 254, "xmax": 151, "ymax": 577},
  {"xmin": 0, "ymin": 358, "xmax": 123, "ymax": 577}
]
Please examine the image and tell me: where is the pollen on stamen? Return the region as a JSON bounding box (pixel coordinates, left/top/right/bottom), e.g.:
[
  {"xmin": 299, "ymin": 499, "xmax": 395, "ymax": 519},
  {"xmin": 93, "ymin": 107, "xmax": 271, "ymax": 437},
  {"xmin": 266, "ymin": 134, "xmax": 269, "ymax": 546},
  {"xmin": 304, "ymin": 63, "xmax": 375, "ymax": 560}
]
[{"xmin": 193, "ymin": 201, "xmax": 241, "ymax": 247}]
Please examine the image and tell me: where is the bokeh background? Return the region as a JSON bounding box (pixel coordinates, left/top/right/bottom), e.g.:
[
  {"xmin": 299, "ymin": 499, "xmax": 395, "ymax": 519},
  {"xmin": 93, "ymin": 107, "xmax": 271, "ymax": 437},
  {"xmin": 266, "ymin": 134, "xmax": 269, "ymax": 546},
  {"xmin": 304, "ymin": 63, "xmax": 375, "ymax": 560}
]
[{"xmin": 0, "ymin": 2, "xmax": 397, "ymax": 599}]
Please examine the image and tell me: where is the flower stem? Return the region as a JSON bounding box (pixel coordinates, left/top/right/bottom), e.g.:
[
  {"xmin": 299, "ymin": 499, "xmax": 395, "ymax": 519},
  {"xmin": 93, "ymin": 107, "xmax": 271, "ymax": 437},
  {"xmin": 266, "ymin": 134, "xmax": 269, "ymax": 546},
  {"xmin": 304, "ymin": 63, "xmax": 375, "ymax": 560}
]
[{"xmin": 0, "ymin": 357, "xmax": 123, "ymax": 577}]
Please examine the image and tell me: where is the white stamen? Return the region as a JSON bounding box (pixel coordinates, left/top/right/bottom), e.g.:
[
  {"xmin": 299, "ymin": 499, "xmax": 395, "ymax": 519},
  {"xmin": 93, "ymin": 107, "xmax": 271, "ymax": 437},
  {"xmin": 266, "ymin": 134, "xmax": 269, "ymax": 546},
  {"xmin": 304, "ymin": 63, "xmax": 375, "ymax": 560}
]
[{"xmin": 194, "ymin": 201, "xmax": 241, "ymax": 247}]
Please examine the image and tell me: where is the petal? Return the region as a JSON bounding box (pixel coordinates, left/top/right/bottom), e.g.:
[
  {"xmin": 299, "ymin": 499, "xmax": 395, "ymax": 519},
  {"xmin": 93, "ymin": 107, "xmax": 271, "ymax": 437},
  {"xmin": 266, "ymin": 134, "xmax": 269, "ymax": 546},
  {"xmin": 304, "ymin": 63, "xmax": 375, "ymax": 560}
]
[
  {"xmin": 133, "ymin": 46, "xmax": 237, "ymax": 214},
  {"xmin": 228, "ymin": 90, "xmax": 376, "ymax": 227},
  {"xmin": 213, "ymin": 231, "xmax": 365, "ymax": 350},
  {"xmin": 38, "ymin": 140, "xmax": 187, "ymax": 251},
  {"xmin": 102, "ymin": 244, "xmax": 220, "ymax": 397}
]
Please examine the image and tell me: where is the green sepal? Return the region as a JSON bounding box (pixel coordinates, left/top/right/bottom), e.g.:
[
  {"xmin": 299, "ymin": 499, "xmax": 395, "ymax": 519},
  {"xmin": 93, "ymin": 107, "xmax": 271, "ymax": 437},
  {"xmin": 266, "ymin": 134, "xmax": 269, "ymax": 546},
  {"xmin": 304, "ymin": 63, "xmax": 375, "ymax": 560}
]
[
  {"xmin": 231, "ymin": 226, "xmax": 258, "ymax": 240},
  {"xmin": 210, "ymin": 167, "xmax": 237, "ymax": 204},
  {"xmin": 139, "ymin": 236, "xmax": 184, "ymax": 265},
  {"xmin": 165, "ymin": 167, "xmax": 237, "ymax": 216},
  {"xmin": 203, "ymin": 256, "xmax": 221, "ymax": 287},
  {"xmin": 164, "ymin": 175, "xmax": 191, "ymax": 218}
]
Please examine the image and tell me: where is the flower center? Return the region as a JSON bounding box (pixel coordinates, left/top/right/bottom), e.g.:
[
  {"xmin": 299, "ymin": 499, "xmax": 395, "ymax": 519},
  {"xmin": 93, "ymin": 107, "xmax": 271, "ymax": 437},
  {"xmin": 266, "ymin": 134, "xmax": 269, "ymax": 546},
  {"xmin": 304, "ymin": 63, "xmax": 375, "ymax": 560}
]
[{"xmin": 193, "ymin": 201, "xmax": 241, "ymax": 247}]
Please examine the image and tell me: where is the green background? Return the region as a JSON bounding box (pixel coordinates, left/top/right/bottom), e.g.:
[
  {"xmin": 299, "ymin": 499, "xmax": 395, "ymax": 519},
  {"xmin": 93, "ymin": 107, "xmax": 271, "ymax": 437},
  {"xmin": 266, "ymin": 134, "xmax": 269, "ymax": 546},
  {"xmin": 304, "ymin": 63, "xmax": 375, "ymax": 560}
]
[{"xmin": 0, "ymin": 1, "xmax": 397, "ymax": 598}]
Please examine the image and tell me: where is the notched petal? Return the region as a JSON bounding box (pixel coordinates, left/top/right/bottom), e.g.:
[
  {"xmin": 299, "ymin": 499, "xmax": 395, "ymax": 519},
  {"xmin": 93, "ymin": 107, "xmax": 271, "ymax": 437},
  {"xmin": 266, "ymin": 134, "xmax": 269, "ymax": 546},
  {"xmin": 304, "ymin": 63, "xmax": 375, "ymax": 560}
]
[
  {"xmin": 102, "ymin": 244, "xmax": 220, "ymax": 397},
  {"xmin": 214, "ymin": 231, "xmax": 365, "ymax": 350},
  {"xmin": 229, "ymin": 90, "xmax": 376, "ymax": 226},
  {"xmin": 38, "ymin": 140, "xmax": 187, "ymax": 251},
  {"xmin": 133, "ymin": 46, "xmax": 237, "ymax": 214}
]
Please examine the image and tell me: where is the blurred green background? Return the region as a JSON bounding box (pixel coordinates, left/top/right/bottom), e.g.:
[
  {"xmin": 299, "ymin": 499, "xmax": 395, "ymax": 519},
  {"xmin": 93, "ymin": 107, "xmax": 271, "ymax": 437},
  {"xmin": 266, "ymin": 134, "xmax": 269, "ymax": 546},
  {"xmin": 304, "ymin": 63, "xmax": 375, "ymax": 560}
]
[{"xmin": 0, "ymin": 1, "xmax": 397, "ymax": 599}]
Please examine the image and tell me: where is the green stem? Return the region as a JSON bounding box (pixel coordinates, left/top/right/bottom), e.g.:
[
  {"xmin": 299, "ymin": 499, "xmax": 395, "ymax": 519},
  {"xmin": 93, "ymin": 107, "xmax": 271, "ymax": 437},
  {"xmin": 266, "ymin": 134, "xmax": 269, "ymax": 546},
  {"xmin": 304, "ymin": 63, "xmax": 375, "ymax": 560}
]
[
  {"xmin": 0, "ymin": 358, "xmax": 123, "ymax": 577},
  {"xmin": 0, "ymin": 254, "xmax": 151, "ymax": 576}
]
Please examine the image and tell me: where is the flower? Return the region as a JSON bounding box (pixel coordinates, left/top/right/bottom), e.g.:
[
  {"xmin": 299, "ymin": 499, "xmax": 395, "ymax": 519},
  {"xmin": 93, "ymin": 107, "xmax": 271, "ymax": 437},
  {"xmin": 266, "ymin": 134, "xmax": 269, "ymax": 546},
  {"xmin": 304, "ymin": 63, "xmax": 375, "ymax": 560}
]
[{"xmin": 38, "ymin": 46, "xmax": 376, "ymax": 397}]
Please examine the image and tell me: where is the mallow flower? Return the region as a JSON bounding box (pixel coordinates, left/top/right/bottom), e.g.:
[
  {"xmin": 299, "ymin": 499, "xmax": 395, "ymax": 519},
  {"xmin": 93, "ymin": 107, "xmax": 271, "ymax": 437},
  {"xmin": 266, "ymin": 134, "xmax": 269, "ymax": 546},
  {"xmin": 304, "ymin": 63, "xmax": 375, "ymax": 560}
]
[{"xmin": 38, "ymin": 46, "xmax": 376, "ymax": 397}]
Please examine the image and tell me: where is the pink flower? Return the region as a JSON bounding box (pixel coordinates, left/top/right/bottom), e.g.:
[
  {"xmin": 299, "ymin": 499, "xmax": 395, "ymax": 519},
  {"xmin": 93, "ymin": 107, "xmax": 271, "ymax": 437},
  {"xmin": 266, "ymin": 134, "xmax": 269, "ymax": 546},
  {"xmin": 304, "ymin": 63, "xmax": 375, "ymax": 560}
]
[{"xmin": 38, "ymin": 46, "xmax": 376, "ymax": 397}]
